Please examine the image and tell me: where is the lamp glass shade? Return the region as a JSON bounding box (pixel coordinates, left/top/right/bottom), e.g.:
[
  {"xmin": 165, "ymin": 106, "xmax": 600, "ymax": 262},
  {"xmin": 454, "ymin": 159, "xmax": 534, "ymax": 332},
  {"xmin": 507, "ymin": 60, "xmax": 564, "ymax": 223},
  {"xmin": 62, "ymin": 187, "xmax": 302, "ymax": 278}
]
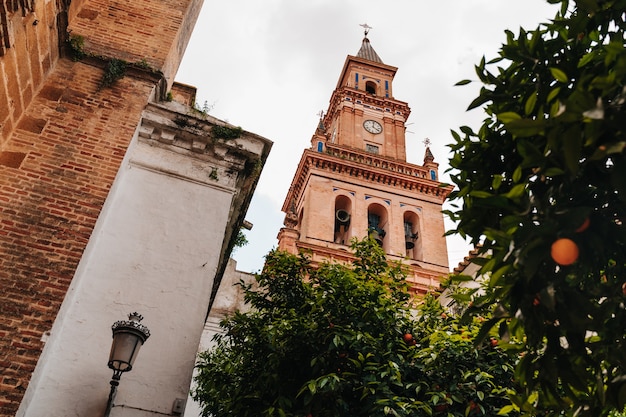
[
  {"xmin": 107, "ymin": 313, "xmax": 150, "ymax": 373},
  {"xmin": 108, "ymin": 330, "xmax": 144, "ymax": 372}
]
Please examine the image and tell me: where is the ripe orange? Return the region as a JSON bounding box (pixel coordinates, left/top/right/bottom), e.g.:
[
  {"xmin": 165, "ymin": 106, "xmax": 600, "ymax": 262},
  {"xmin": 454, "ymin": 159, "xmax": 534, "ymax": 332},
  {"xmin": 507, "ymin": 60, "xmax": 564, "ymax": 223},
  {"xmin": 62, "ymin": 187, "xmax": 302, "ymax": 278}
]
[
  {"xmin": 551, "ymin": 238, "xmax": 579, "ymax": 266},
  {"xmin": 575, "ymin": 217, "xmax": 590, "ymax": 233},
  {"xmin": 403, "ymin": 333, "xmax": 413, "ymax": 343}
]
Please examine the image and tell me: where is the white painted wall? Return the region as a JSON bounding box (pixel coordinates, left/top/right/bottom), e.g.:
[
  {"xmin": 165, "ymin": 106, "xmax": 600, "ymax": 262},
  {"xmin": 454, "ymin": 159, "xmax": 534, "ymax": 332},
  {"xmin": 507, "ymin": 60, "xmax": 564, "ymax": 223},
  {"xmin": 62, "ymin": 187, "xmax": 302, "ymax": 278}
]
[
  {"xmin": 18, "ymin": 121, "xmax": 241, "ymax": 416},
  {"xmin": 183, "ymin": 259, "xmax": 255, "ymax": 417}
]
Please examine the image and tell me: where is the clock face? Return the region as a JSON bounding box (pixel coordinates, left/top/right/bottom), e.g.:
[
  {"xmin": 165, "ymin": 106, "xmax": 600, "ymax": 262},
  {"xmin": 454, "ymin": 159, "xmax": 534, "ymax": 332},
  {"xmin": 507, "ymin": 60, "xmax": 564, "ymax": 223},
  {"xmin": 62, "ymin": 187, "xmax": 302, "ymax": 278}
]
[{"xmin": 363, "ymin": 119, "xmax": 382, "ymax": 134}]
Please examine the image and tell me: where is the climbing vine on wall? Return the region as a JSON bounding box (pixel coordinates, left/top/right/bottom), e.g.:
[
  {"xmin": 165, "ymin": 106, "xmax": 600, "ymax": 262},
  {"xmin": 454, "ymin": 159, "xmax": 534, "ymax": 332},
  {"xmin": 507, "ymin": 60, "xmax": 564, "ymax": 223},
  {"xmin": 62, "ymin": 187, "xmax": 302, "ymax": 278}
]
[{"xmin": 98, "ymin": 58, "xmax": 127, "ymax": 90}]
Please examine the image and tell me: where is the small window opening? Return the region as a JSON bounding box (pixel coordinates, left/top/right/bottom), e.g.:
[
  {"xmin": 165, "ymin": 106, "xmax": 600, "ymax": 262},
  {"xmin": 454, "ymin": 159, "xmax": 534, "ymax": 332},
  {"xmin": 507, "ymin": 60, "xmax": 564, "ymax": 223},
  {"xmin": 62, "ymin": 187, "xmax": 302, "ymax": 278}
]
[
  {"xmin": 366, "ymin": 144, "xmax": 379, "ymax": 154},
  {"xmin": 365, "ymin": 81, "xmax": 376, "ymax": 95}
]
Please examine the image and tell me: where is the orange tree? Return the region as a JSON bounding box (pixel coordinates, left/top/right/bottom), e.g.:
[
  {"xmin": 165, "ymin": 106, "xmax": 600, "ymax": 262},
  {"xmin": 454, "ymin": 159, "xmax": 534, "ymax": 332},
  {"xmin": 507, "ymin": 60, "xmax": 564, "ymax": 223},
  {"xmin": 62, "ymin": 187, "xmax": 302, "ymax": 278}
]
[
  {"xmin": 191, "ymin": 239, "xmax": 518, "ymax": 417},
  {"xmin": 446, "ymin": 0, "xmax": 626, "ymax": 415}
]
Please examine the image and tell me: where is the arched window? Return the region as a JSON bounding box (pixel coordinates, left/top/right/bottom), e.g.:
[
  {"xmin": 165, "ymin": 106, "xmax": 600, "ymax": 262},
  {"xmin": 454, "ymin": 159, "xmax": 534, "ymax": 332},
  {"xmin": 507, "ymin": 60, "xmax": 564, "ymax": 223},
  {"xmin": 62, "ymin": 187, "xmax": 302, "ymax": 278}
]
[
  {"xmin": 367, "ymin": 203, "xmax": 388, "ymax": 250},
  {"xmin": 430, "ymin": 170, "xmax": 437, "ymax": 180},
  {"xmin": 365, "ymin": 81, "xmax": 377, "ymax": 95},
  {"xmin": 334, "ymin": 195, "xmax": 352, "ymax": 245},
  {"xmin": 317, "ymin": 141, "xmax": 324, "ymax": 152},
  {"xmin": 403, "ymin": 211, "xmax": 422, "ymax": 260}
]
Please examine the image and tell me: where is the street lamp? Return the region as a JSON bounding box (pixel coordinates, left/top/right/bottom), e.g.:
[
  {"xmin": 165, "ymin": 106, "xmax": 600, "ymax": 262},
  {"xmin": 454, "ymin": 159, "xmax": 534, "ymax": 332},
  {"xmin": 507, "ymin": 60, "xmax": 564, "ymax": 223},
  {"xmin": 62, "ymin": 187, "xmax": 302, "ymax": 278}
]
[{"xmin": 104, "ymin": 312, "xmax": 150, "ymax": 417}]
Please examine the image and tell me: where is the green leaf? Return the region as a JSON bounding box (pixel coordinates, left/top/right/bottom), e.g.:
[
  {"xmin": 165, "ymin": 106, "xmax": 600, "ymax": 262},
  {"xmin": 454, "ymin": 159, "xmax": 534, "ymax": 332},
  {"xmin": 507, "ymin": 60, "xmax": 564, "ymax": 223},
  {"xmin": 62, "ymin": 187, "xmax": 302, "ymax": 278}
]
[
  {"xmin": 504, "ymin": 184, "xmax": 526, "ymax": 199},
  {"xmin": 512, "ymin": 165, "xmax": 522, "ymax": 183},
  {"xmin": 547, "ymin": 87, "xmax": 561, "ymax": 103},
  {"xmin": 498, "ymin": 404, "xmax": 517, "ymax": 415},
  {"xmin": 549, "ymin": 67, "xmax": 569, "ymax": 82},
  {"xmin": 497, "ymin": 112, "xmax": 522, "ymax": 124},
  {"xmin": 505, "ymin": 118, "xmax": 546, "ymax": 137},
  {"xmin": 469, "ymin": 191, "xmax": 494, "ymax": 198},
  {"xmin": 492, "ymin": 175, "xmax": 503, "ymax": 190},
  {"xmin": 578, "ymin": 51, "xmax": 596, "ymax": 68},
  {"xmin": 524, "ymin": 93, "xmax": 537, "ymax": 115},
  {"xmin": 467, "ymin": 94, "xmax": 491, "ymax": 111},
  {"xmin": 460, "ymin": 125, "xmax": 474, "ymax": 136},
  {"xmin": 455, "ymin": 79, "xmax": 472, "ymax": 86}
]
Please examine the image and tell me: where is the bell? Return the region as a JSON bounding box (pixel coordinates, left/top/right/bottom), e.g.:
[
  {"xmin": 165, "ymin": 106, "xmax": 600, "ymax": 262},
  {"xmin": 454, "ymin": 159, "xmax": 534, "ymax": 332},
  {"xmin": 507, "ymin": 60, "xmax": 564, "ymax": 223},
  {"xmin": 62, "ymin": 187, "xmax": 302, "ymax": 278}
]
[
  {"xmin": 405, "ymin": 232, "xmax": 418, "ymax": 250},
  {"xmin": 335, "ymin": 209, "xmax": 350, "ymax": 226}
]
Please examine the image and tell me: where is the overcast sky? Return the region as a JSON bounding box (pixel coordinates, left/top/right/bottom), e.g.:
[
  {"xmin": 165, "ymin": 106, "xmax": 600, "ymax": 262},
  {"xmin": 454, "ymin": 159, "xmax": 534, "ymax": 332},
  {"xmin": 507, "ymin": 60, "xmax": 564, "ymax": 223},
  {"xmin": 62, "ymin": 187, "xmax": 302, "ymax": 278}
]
[{"xmin": 175, "ymin": 0, "xmax": 560, "ymax": 273}]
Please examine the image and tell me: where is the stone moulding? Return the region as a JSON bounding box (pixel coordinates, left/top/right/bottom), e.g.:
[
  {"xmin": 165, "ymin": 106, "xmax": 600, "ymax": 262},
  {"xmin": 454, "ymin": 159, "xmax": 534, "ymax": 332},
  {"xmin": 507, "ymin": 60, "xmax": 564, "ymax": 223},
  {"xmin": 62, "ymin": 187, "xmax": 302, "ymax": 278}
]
[
  {"xmin": 283, "ymin": 147, "xmax": 454, "ymax": 214},
  {"xmin": 138, "ymin": 102, "xmax": 267, "ymax": 166}
]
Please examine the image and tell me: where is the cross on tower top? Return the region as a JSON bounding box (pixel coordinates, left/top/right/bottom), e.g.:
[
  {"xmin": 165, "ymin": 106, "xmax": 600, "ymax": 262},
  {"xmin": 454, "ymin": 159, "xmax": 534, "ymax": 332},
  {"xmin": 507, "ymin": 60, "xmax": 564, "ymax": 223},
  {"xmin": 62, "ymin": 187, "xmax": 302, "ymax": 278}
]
[{"xmin": 359, "ymin": 23, "xmax": 372, "ymax": 37}]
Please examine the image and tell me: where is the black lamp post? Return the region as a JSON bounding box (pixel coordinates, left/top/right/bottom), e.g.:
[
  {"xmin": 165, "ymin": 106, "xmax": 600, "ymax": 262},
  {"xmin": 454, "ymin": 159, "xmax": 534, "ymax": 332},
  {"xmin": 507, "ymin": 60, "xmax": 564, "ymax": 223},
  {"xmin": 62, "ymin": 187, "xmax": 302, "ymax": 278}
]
[{"xmin": 104, "ymin": 312, "xmax": 150, "ymax": 417}]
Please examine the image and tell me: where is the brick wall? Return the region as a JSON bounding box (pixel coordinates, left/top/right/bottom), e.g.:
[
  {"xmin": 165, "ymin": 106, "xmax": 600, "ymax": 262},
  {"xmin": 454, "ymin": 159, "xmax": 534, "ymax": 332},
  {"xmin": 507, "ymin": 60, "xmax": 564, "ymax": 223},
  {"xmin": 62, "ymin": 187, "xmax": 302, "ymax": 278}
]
[
  {"xmin": 0, "ymin": 0, "xmax": 203, "ymax": 415},
  {"xmin": 0, "ymin": 0, "xmax": 63, "ymax": 145},
  {"xmin": 68, "ymin": 0, "xmax": 203, "ymax": 89},
  {"xmin": 0, "ymin": 57, "xmax": 155, "ymax": 417}
]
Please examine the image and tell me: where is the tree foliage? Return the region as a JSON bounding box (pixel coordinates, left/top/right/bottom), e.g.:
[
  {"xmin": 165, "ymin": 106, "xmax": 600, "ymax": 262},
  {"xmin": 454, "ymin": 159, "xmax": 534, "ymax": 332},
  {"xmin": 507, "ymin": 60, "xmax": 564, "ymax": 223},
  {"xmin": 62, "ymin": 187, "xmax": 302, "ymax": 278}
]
[
  {"xmin": 446, "ymin": 1, "xmax": 626, "ymax": 415},
  {"xmin": 192, "ymin": 239, "xmax": 518, "ymax": 417}
]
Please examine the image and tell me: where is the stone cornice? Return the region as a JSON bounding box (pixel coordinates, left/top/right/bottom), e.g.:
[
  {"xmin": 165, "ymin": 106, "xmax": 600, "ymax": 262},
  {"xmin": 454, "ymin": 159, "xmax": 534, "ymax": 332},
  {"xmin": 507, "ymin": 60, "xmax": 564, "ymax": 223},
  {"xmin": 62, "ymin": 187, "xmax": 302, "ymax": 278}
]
[
  {"xmin": 282, "ymin": 145, "xmax": 453, "ymax": 212},
  {"xmin": 139, "ymin": 102, "xmax": 270, "ymax": 162}
]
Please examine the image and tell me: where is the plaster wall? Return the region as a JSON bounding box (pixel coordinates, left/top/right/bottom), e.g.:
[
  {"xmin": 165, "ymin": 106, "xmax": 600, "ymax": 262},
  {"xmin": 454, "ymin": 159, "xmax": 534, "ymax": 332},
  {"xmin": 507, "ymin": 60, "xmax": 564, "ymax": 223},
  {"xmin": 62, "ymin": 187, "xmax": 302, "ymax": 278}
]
[
  {"xmin": 183, "ymin": 259, "xmax": 255, "ymax": 417},
  {"xmin": 18, "ymin": 130, "xmax": 235, "ymax": 417}
]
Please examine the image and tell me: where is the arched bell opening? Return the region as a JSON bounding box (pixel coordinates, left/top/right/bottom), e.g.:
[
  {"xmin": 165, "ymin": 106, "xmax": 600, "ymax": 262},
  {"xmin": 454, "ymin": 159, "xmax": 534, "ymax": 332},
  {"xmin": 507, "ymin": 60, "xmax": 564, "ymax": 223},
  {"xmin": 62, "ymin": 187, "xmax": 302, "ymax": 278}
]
[
  {"xmin": 403, "ymin": 211, "xmax": 421, "ymax": 260},
  {"xmin": 367, "ymin": 203, "xmax": 388, "ymax": 251},
  {"xmin": 334, "ymin": 195, "xmax": 352, "ymax": 245}
]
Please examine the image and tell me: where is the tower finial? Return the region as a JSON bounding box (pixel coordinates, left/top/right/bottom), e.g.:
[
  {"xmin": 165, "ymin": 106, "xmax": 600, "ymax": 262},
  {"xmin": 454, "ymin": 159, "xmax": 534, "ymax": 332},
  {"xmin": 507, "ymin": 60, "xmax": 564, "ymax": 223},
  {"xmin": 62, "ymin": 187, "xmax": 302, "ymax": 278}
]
[
  {"xmin": 359, "ymin": 23, "xmax": 372, "ymax": 37},
  {"xmin": 316, "ymin": 110, "xmax": 325, "ymax": 132},
  {"xmin": 423, "ymin": 138, "xmax": 435, "ymax": 164}
]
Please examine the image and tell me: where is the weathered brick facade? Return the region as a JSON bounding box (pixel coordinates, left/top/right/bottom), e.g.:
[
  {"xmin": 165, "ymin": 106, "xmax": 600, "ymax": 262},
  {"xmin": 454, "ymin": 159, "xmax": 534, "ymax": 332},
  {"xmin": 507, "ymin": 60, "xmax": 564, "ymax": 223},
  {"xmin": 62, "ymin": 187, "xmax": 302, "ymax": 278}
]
[{"xmin": 0, "ymin": 0, "xmax": 204, "ymax": 415}]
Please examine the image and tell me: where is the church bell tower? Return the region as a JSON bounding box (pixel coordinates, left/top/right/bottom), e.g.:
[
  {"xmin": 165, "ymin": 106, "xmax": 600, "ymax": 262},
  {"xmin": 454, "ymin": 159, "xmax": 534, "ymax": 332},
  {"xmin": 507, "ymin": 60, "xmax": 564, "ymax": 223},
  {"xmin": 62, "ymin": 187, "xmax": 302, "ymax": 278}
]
[{"xmin": 277, "ymin": 27, "xmax": 453, "ymax": 293}]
